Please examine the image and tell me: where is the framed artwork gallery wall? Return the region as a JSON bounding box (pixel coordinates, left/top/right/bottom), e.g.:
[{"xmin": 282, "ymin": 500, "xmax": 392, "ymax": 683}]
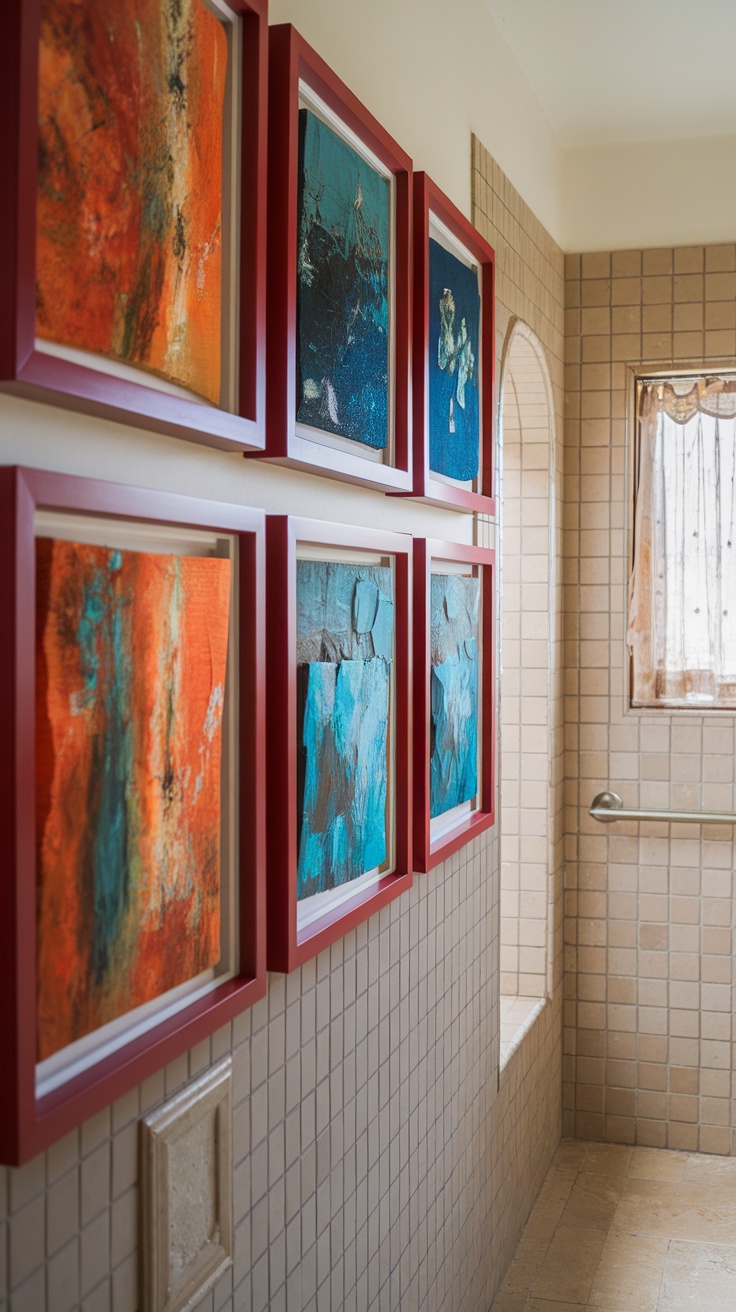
[
  {"xmin": 0, "ymin": 4, "xmax": 499, "ymax": 1180},
  {"xmin": 1, "ymin": 0, "xmax": 268, "ymax": 451},
  {"xmin": 0, "ymin": 467, "xmax": 266, "ymax": 1166}
]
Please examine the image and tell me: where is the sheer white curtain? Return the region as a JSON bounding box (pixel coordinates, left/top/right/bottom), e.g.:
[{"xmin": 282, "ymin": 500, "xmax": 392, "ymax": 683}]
[{"xmin": 628, "ymin": 377, "xmax": 736, "ymax": 707}]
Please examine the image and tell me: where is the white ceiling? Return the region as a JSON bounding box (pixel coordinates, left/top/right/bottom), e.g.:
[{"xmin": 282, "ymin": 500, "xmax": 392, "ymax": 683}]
[{"xmin": 484, "ymin": 0, "xmax": 736, "ymax": 147}]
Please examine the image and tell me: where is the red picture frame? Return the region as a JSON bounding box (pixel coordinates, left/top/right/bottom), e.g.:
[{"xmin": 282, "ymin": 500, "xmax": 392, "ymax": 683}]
[
  {"xmin": 0, "ymin": 0, "xmax": 267, "ymax": 452},
  {"xmin": 254, "ymin": 24, "xmax": 413, "ymax": 491},
  {"xmin": 407, "ymin": 173, "xmax": 496, "ymax": 512},
  {"xmin": 266, "ymin": 516, "xmax": 412, "ymax": 972},
  {"xmin": 414, "ymin": 538, "xmax": 495, "ymax": 872},
  {"xmin": 0, "ymin": 467, "xmax": 267, "ymax": 1166}
]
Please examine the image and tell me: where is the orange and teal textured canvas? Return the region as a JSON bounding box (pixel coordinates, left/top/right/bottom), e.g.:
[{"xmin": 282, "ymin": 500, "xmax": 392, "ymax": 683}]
[
  {"xmin": 35, "ymin": 539, "xmax": 231, "ymax": 1062},
  {"xmin": 36, "ymin": 0, "xmax": 228, "ymax": 404}
]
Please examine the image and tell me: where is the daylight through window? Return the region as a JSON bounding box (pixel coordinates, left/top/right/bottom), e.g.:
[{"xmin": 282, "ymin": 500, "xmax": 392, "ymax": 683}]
[{"xmin": 628, "ymin": 375, "xmax": 736, "ymax": 709}]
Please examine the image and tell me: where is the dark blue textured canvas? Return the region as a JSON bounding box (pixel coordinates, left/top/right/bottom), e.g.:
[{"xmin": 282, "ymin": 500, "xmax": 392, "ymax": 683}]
[
  {"xmin": 430, "ymin": 573, "xmax": 480, "ymax": 818},
  {"xmin": 296, "ymin": 560, "xmax": 394, "ymax": 899},
  {"xmin": 428, "ymin": 237, "xmax": 481, "ymax": 481},
  {"xmin": 296, "ymin": 109, "xmax": 390, "ymax": 451}
]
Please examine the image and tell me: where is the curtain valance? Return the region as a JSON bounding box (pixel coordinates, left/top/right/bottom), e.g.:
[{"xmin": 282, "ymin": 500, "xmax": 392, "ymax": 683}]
[{"xmin": 640, "ymin": 377, "xmax": 736, "ymax": 425}]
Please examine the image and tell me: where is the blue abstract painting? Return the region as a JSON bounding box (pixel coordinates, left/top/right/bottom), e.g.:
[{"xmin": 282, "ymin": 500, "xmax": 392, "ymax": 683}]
[
  {"xmin": 430, "ymin": 572, "xmax": 480, "ymax": 819},
  {"xmin": 428, "ymin": 237, "xmax": 481, "ymax": 482},
  {"xmin": 296, "ymin": 109, "xmax": 390, "ymax": 451},
  {"xmin": 296, "ymin": 559, "xmax": 394, "ymax": 900}
]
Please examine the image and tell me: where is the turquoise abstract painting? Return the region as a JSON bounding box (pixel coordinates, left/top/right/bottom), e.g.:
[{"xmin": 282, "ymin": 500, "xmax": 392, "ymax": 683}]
[
  {"xmin": 296, "ymin": 109, "xmax": 390, "ymax": 450},
  {"xmin": 296, "ymin": 559, "xmax": 394, "ymax": 899},
  {"xmin": 430, "ymin": 573, "xmax": 480, "ymax": 818},
  {"xmin": 428, "ymin": 238, "xmax": 481, "ymax": 481}
]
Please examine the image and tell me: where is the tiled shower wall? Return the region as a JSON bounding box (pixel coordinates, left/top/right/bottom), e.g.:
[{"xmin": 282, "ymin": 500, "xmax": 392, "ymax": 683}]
[
  {"xmin": 0, "ymin": 145, "xmax": 565, "ymax": 1312},
  {"xmin": 471, "ymin": 128, "xmax": 566, "ymax": 1229},
  {"xmin": 564, "ymin": 243, "xmax": 736, "ymax": 1153}
]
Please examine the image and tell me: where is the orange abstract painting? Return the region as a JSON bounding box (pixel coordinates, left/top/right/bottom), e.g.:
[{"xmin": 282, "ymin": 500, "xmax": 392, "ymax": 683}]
[
  {"xmin": 36, "ymin": 0, "xmax": 228, "ymax": 404},
  {"xmin": 35, "ymin": 539, "xmax": 232, "ymax": 1062}
]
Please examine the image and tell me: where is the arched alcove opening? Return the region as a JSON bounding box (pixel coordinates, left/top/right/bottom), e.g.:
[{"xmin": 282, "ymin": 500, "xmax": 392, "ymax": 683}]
[{"xmin": 498, "ymin": 320, "xmax": 558, "ymax": 1068}]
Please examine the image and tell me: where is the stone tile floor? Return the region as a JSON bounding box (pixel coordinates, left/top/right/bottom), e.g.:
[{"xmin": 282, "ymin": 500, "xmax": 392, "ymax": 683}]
[{"xmin": 491, "ymin": 1139, "xmax": 736, "ymax": 1311}]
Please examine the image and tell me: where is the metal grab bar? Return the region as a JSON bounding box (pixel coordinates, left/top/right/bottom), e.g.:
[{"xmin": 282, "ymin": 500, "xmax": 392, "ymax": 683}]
[{"xmin": 589, "ymin": 791, "xmax": 736, "ymax": 825}]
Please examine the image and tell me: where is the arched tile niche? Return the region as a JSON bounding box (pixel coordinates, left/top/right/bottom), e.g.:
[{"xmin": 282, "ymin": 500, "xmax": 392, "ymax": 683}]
[{"xmin": 498, "ymin": 319, "xmax": 561, "ymax": 1068}]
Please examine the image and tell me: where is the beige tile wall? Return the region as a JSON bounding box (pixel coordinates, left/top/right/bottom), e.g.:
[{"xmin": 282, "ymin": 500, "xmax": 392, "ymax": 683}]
[
  {"xmin": 564, "ymin": 243, "xmax": 736, "ymax": 1154},
  {"xmin": 0, "ymin": 144, "xmax": 566, "ymax": 1312},
  {"xmin": 472, "ymin": 128, "xmax": 567, "ymax": 1231}
]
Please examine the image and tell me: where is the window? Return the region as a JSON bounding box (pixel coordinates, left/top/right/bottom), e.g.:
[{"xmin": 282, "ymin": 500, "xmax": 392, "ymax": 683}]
[{"xmin": 628, "ymin": 374, "xmax": 736, "ymax": 709}]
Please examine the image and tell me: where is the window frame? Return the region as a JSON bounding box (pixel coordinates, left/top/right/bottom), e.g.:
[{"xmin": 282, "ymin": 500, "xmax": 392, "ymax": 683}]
[{"xmin": 626, "ymin": 361, "xmax": 736, "ymax": 716}]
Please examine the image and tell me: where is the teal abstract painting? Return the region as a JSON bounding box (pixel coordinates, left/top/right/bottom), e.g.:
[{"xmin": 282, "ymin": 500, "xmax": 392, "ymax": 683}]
[
  {"xmin": 296, "ymin": 559, "xmax": 394, "ymax": 899},
  {"xmin": 428, "ymin": 238, "xmax": 480, "ymax": 481},
  {"xmin": 296, "ymin": 109, "xmax": 390, "ymax": 450},
  {"xmin": 430, "ymin": 573, "xmax": 480, "ymax": 818}
]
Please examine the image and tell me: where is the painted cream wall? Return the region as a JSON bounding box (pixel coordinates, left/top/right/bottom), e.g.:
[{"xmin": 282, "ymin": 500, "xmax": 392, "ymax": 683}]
[
  {"xmin": 562, "ymin": 135, "xmax": 736, "ymax": 254},
  {"xmin": 272, "ymin": 0, "xmax": 736, "ymax": 255},
  {"xmin": 269, "ymin": 0, "xmax": 565, "ymax": 238},
  {"xmin": 0, "ymin": 392, "xmax": 471, "ymax": 541}
]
